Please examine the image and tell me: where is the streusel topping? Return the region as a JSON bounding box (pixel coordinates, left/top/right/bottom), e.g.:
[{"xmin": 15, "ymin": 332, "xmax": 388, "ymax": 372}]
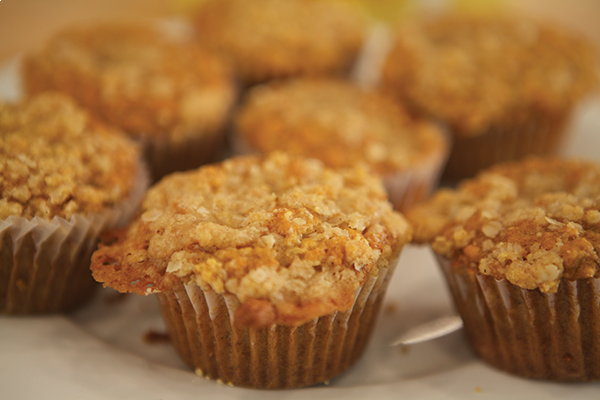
[
  {"xmin": 0, "ymin": 93, "xmax": 140, "ymax": 220},
  {"xmin": 382, "ymin": 14, "xmax": 599, "ymax": 137},
  {"xmin": 236, "ymin": 79, "xmax": 446, "ymax": 175},
  {"xmin": 92, "ymin": 152, "xmax": 411, "ymax": 326},
  {"xmin": 408, "ymin": 158, "xmax": 600, "ymax": 293},
  {"xmin": 193, "ymin": 0, "xmax": 366, "ymax": 84},
  {"xmin": 24, "ymin": 23, "xmax": 235, "ymax": 141}
]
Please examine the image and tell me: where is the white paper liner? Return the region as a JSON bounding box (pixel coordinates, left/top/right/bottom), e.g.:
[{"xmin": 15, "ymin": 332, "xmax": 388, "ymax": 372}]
[
  {"xmin": 156, "ymin": 253, "xmax": 401, "ymax": 389},
  {"xmin": 437, "ymin": 254, "xmax": 600, "ymax": 382},
  {"xmin": 140, "ymin": 120, "xmax": 230, "ymax": 182},
  {"xmin": 440, "ymin": 109, "xmax": 572, "ymax": 182},
  {"xmin": 0, "ymin": 162, "xmax": 149, "ymax": 314},
  {"xmin": 350, "ymin": 23, "xmax": 393, "ymax": 90},
  {"xmin": 382, "ymin": 129, "xmax": 450, "ymax": 212}
]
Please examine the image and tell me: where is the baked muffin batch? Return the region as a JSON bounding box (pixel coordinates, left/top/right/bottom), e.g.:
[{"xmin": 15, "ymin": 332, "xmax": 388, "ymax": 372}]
[{"xmin": 2, "ymin": 0, "xmax": 600, "ymax": 389}]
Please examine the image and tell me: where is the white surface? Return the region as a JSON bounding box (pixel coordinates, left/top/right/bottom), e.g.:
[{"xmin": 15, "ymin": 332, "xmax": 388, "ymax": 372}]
[{"xmin": 1, "ymin": 60, "xmax": 600, "ymax": 399}]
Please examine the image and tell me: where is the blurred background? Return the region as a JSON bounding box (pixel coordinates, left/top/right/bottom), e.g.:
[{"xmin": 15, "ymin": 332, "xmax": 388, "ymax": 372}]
[{"xmin": 0, "ymin": 0, "xmax": 599, "ymax": 63}]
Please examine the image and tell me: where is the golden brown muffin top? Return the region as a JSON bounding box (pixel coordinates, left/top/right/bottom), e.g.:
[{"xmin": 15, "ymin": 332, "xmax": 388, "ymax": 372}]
[
  {"xmin": 407, "ymin": 158, "xmax": 600, "ymax": 293},
  {"xmin": 235, "ymin": 79, "xmax": 447, "ymax": 175},
  {"xmin": 91, "ymin": 152, "xmax": 412, "ymax": 327},
  {"xmin": 382, "ymin": 14, "xmax": 599, "ymax": 137},
  {"xmin": 192, "ymin": 0, "xmax": 367, "ymax": 85},
  {"xmin": 0, "ymin": 93, "xmax": 140, "ymax": 221},
  {"xmin": 23, "ymin": 22, "xmax": 236, "ymax": 141}
]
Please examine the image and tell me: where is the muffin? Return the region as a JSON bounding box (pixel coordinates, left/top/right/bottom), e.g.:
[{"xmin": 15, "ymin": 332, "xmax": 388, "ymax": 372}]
[
  {"xmin": 234, "ymin": 78, "xmax": 449, "ymax": 212},
  {"xmin": 0, "ymin": 92, "xmax": 147, "ymax": 314},
  {"xmin": 381, "ymin": 14, "xmax": 599, "ymax": 181},
  {"xmin": 91, "ymin": 151, "xmax": 412, "ymax": 389},
  {"xmin": 23, "ymin": 22, "xmax": 237, "ymax": 181},
  {"xmin": 407, "ymin": 157, "xmax": 600, "ymax": 382},
  {"xmin": 192, "ymin": 0, "xmax": 367, "ymax": 86}
]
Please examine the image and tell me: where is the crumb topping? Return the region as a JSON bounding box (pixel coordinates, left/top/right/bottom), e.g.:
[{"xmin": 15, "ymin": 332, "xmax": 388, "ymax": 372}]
[
  {"xmin": 0, "ymin": 93, "xmax": 140, "ymax": 220},
  {"xmin": 407, "ymin": 158, "xmax": 600, "ymax": 293},
  {"xmin": 235, "ymin": 79, "xmax": 446, "ymax": 174},
  {"xmin": 23, "ymin": 23, "xmax": 236, "ymax": 141},
  {"xmin": 382, "ymin": 14, "xmax": 599, "ymax": 137},
  {"xmin": 91, "ymin": 152, "xmax": 411, "ymax": 326},
  {"xmin": 193, "ymin": 0, "xmax": 367, "ymax": 84}
]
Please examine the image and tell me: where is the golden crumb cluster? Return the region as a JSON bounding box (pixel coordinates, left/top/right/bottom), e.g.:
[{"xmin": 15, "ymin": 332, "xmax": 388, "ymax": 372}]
[
  {"xmin": 92, "ymin": 152, "xmax": 412, "ymax": 325},
  {"xmin": 408, "ymin": 158, "xmax": 600, "ymax": 293},
  {"xmin": 236, "ymin": 79, "xmax": 446, "ymax": 175},
  {"xmin": 382, "ymin": 14, "xmax": 599, "ymax": 137},
  {"xmin": 0, "ymin": 93, "xmax": 140, "ymax": 221},
  {"xmin": 23, "ymin": 23, "xmax": 236, "ymax": 142},
  {"xmin": 193, "ymin": 0, "xmax": 366, "ymax": 84}
]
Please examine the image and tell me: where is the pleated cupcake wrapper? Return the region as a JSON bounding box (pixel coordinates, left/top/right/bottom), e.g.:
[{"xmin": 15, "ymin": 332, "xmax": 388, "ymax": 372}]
[
  {"xmin": 140, "ymin": 124, "xmax": 229, "ymax": 183},
  {"xmin": 232, "ymin": 130, "xmax": 449, "ymax": 213},
  {"xmin": 438, "ymin": 255, "xmax": 600, "ymax": 382},
  {"xmin": 350, "ymin": 23, "xmax": 393, "ymax": 90},
  {"xmin": 441, "ymin": 109, "xmax": 571, "ymax": 182},
  {"xmin": 0, "ymin": 163, "xmax": 149, "ymax": 314},
  {"xmin": 382, "ymin": 130, "xmax": 450, "ymax": 212},
  {"xmin": 157, "ymin": 255, "xmax": 399, "ymax": 389},
  {"xmin": 229, "ymin": 128, "xmax": 260, "ymax": 158}
]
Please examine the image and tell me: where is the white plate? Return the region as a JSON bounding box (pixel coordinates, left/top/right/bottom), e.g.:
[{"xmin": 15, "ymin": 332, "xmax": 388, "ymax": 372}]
[{"xmin": 1, "ymin": 59, "xmax": 600, "ymax": 400}]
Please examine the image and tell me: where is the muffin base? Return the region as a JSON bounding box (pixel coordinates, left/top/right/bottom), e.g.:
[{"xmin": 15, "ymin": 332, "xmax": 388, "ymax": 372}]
[
  {"xmin": 157, "ymin": 258, "xmax": 398, "ymax": 389},
  {"xmin": 438, "ymin": 255, "xmax": 600, "ymax": 382},
  {"xmin": 1, "ymin": 215, "xmax": 104, "ymax": 314},
  {"xmin": 441, "ymin": 110, "xmax": 569, "ymax": 182},
  {"xmin": 142, "ymin": 126, "xmax": 228, "ymax": 182},
  {"xmin": 0, "ymin": 164, "xmax": 149, "ymax": 315}
]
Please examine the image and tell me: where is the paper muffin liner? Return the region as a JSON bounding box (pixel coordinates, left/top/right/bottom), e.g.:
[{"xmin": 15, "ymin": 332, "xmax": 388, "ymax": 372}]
[
  {"xmin": 382, "ymin": 131, "xmax": 450, "ymax": 212},
  {"xmin": 141, "ymin": 124, "xmax": 229, "ymax": 182},
  {"xmin": 156, "ymin": 254, "xmax": 400, "ymax": 389},
  {"xmin": 437, "ymin": 254, "xmax": 600, "ymax": 382},
  {"xmin": 0, "ymin": 163, "xmax": 149, "ymax": 315},
  {"xmin": 441, "ymin": 109, "xmax": 571, "ymax": 182},
  {"xmin": 350, "ymin": 23, "xmax": 393, "ymax": 91}
]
